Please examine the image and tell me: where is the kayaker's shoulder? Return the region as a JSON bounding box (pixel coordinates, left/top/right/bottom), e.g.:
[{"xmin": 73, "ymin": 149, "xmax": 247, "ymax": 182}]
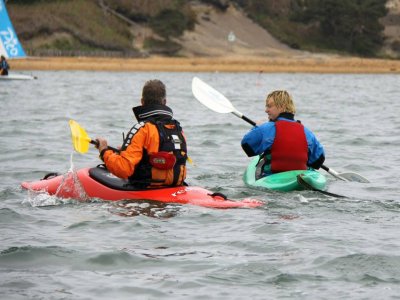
[{"xmin": 255, "ymin": 121, "xmax": 275, "ymax": 130}]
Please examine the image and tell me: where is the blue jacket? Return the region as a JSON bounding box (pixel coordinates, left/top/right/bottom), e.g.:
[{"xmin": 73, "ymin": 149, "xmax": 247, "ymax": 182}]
[{"xmin": 241, "ymin": 116, "xmax": 325, "ymax": 169}]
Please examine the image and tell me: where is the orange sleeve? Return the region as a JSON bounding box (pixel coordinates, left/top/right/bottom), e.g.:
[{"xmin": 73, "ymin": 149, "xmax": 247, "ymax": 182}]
[{"xmin": 102, "ymin": 123, "xmax": 160, "ymax": 179}]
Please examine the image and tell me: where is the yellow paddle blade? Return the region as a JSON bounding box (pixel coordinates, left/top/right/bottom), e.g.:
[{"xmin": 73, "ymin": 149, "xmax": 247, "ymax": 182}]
[{"xmin": 69, "ymin": 120, "xmax": 91, "ymax": 153}]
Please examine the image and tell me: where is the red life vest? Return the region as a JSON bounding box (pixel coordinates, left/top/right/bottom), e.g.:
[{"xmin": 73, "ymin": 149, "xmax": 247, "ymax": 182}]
[{"xmin": 270, "ymin": 120, "xmax": 308, "ymax": 172}]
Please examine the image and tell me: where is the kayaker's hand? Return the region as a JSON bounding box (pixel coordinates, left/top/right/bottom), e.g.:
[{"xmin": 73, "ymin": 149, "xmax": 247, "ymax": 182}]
[{"xmin": 96, "ymin": 137, "xmax": 108, "ymax": 153}]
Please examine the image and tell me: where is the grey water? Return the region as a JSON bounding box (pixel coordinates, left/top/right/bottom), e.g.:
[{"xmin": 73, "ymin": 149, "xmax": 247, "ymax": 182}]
[{"xmin": 1, "ymin": 70, "xmax": 400, "ymax": 299}]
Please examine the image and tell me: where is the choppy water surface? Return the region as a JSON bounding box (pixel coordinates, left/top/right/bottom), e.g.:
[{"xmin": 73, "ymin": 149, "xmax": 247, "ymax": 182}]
[{"xmin": 1, "ymin": 71, "xmax": 400, "ymax": 299}]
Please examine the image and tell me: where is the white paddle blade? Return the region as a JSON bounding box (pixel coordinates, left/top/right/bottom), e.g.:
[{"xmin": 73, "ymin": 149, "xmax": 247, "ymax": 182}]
[
  {"xmin": 324, "ymin": 166, "xmax": 369, "ymax": 183},
  {"xmin": 338, "ymin": 172, "xmax": 370, "ymax": 183},
  {"xmin": 192, "ymin": 77, "xmax": 236, "ymax": 114}
]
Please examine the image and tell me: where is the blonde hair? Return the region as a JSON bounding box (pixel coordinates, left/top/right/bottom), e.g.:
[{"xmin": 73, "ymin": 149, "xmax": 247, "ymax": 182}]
[{"xmin": 266, "ymin": 90, "xmax": 296, "ymax": 114}]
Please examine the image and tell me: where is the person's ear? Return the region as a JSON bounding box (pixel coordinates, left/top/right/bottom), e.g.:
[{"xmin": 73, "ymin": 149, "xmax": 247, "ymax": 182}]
[{"xmin": 141, "ymin": 98, "xmax": 144, "ymax": 105}]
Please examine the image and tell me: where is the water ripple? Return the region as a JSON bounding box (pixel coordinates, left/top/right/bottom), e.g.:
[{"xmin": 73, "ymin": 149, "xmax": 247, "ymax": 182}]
[{"xmin": 2, "ymin": 71, "xmax": 400, "ymax": 299}]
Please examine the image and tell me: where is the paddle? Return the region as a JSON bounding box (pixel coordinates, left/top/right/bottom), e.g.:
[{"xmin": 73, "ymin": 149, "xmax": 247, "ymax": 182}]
[
  {"xmin": 296, "ymin": 174, "xmax": 346, "ymax": 198},
  {"xmin": 69, "ymin": 120, "xmax": 118, "ymax": 154},
  {"xmin": 191, "ymin": 77, "xmax": 369, "ymax": 183},
  {"xmin": 69, "ymin": 120, "xmax": 195, "ymax": 166}
]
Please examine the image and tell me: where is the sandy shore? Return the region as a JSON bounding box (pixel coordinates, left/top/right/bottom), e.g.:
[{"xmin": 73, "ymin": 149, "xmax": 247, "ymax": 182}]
[{"xmin": 10, "ymin": 55, "xmax": 400, "ymax": 73}]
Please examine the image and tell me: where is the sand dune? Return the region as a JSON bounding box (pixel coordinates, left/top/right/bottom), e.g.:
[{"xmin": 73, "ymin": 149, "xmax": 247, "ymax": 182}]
[{"xmin": 10, "ymin": 55, "xmax": 400, "ymax": 73}]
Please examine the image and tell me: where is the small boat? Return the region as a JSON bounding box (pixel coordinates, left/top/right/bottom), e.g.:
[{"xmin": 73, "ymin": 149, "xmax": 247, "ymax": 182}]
[
  {"xmin": 243, "ymin": 157, "xmax": 327, "ymax": 192},
  {"xmin": 21, "ymin": 166, "xmax": 263, "ymax": 209},
  {"xmin": 1, "ymin": 0, "xmax": 37, "ymax": 80},
  {"xmin": 0, "ymin": 74, "xmax": 36, "ymax": 80}
]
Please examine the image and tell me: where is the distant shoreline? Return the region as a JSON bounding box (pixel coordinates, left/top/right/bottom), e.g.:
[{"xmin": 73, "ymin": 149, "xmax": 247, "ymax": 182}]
[{"xmin": 10, "ymin": 55, "xmax": 400, "ymax": 73}]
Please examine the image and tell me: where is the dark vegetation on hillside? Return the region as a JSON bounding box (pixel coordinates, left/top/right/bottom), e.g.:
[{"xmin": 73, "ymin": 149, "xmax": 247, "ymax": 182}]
[
  {"xmin": 229, "ymin": 0, "xmax": 388, "ymax": 56},
  {"xmin": 7, "ymin": 0, "xmax": 391, "ymax": 57},
  {"xmin": 9, "ymin": 0, "xmax": 136, "ymax": 56}
]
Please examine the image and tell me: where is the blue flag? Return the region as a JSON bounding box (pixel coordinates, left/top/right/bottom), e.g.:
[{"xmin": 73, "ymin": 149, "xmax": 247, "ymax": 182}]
[{"xmin": 0, "ymin": 0, "xmax": 26, "ymax": 58}]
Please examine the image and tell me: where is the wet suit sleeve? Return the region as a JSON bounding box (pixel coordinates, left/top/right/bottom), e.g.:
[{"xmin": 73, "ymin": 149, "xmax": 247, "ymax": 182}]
[
  {"xmin": 241, "ymin": 123, "xmax": 275, "ymax": 157},
  {"xmin": 102, "ymin": 124, "xmax": 160, "ymax": 179},
  {"xmin": 304, "ymin": 127, "xmax": 325, "ymax": 169}
]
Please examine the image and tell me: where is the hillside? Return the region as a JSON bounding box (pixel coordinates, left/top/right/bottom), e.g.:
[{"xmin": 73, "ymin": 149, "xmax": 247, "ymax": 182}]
[
  {"xmin": 176, "ymin": 3, "xmax": 300, "ymax": 58},
  {"xmin": 6, "ymin": 0, "xmax": 400, "ymax": 59},
  {"xmin": 381, "ymin": 0, "xmax": 400, "ymax": 57}
]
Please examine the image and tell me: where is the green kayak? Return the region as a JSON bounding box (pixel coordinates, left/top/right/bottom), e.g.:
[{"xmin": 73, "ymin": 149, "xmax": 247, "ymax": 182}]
[{"xmin": 243, "ymin": 157, "xmax": 327, "ymax": 192}]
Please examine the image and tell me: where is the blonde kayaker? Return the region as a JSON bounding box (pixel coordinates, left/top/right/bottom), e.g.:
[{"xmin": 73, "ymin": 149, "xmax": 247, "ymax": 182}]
[{"xmin": 241, "ymin": 90, "xmax": 325, "ymax": 178}]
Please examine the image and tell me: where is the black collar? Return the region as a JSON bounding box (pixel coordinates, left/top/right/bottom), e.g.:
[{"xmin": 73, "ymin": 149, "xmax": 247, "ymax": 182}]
[
  {"xmin": 272, "ymin": 112, "xmax": 295, "ymax": 122},
  {"xmin": 132, "ymin": 104, "xmax": 173, "ymax": 122}
]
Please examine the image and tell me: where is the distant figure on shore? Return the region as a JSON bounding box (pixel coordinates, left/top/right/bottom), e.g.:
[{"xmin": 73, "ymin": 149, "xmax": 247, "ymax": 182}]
[{"xmin": 0, "ymin": 55, "xmax": 10, "ymax": 76}]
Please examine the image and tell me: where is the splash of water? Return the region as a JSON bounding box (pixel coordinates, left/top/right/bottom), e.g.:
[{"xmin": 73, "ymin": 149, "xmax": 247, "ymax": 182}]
[
  {"xmin": 23, "ymin": 191, "xmax": 64, "ymax": 207},
  {"xmin": 24, "ymin": 152, "xmax": 89, "ymax": 206},
  {"xmin": 54, "ymin": 152, "xmax": 88, "ymax": 200}
]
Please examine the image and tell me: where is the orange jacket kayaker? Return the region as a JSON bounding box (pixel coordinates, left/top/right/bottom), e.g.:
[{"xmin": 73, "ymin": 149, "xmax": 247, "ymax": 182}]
[{"xmin": 96, "ymin": 80, "xmax": 187, "ymax": 188}]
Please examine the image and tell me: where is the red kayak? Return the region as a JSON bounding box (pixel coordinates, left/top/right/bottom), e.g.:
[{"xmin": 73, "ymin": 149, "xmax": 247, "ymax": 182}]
[{"xmin": 21, "ymin": 166, "xmax": 263, "ymax": 209}]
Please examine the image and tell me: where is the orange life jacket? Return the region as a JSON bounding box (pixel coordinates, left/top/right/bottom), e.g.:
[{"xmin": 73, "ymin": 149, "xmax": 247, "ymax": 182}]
[
  {"xmin": 128, "ymin": 119, "xmax": 187, "ymax": 188},
  {"xmin": 101, "ymin": 105, "xmax": 187, "ymax": 188}
]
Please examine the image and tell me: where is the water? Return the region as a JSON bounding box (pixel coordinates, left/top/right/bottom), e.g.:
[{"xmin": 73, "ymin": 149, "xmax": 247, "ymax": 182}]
[{"xmin": 1, "ymin": 71, "xmax": 400, "ymax": 299}]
